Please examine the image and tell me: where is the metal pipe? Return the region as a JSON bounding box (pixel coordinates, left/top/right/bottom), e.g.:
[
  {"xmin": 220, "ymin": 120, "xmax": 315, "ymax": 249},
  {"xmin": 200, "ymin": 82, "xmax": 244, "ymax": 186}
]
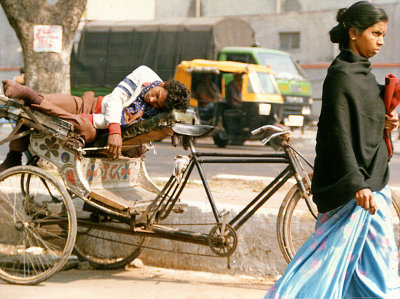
[
  {"xmin": 198, "ymin": 158, "xmax": 289, "ymax": 164},
  {"xmin": 77, "ymin": 219, "xmax": 210, "ymax": 246},
  {"xmin": 195, "ymin": 0, "xmax": 201, "ymax": 17},
  {"xmin": 276, "ymin": 0, "xmax": 281, "ymax": 13},
  {"xmin": 195, "ymin": 152, "xmax": 286, "ymax": 158}
]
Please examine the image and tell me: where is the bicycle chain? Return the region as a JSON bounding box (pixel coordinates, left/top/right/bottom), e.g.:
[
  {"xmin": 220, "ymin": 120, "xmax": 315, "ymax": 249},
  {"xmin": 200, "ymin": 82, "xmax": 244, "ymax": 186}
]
[
  {"xmin": 77, "ymin": 224, "xmax": 228, "ymax": 258},
  {"xmin": 150, "ymin": 222, "xmax": 216, "ymax": 226}
]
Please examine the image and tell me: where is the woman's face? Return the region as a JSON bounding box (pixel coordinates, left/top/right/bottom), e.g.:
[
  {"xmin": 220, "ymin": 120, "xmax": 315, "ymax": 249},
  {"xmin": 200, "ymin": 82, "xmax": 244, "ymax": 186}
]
[{"xmin": 350, "ymin": 21, "xmax": 387, "ymax": 59}]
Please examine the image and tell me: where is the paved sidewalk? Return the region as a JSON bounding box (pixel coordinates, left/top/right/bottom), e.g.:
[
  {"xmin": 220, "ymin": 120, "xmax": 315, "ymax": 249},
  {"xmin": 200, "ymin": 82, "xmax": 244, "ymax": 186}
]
[{"xmin": 0, "ymin": 264, "xmax": 274, "ymax": 299}]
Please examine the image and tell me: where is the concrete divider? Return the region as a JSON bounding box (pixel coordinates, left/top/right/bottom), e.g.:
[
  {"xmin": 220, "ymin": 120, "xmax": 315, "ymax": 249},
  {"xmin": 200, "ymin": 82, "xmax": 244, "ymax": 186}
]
[{"xmin": 139, "ymin": 201, "xmax": 288, "ymax": 278}]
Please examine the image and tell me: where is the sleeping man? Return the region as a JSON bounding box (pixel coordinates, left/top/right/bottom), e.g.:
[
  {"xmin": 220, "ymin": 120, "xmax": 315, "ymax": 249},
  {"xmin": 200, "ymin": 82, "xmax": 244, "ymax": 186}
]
[{"xmin": 1, "ymin": 65, "xmax": 189, "ymax": 172}]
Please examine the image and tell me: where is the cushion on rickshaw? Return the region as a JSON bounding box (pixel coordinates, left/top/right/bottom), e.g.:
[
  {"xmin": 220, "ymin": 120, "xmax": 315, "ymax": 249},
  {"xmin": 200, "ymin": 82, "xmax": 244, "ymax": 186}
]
[{"xmin": 90, "ymin": 109, "xmax": 197, "ymax": 148}]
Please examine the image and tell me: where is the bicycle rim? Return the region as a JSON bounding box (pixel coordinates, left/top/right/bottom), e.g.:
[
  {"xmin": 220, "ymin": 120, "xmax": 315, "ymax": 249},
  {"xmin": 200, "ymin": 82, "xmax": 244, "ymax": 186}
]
[
  {"xmin": 74, "ymin": 221, "xmax": 146, "ymax": 269},
  {"xmin": 282, "ymin": 188, "xmax": 317, "ymax": 261},
  {"xmin": 0, "ymin": 166, "xmax": 77, "ymax": 285}
]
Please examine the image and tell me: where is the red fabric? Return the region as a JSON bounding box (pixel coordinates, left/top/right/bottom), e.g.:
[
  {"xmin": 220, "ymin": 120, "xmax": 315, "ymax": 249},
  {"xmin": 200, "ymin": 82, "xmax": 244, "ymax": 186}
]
[
  {"xmin": 384, "ymin": 73, "xmax": 400, "ymax": 158},
  {"xmin": 108, "ymin": 123, "xmax": 121, "ymax": 135},
  {"xmin": 95, "ymin": 96, "xmax": 104, "ymax": 114},
  {"xmin": 81, "ymin": 113, "xmax": 93, "ymax": 124}
]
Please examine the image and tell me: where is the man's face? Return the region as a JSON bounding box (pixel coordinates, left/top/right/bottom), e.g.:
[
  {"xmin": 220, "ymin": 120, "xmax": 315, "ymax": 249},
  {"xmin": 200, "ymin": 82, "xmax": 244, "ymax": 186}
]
[{"xmin": 144, "ymin": 86, "xmax": 167, "ymax": 109}]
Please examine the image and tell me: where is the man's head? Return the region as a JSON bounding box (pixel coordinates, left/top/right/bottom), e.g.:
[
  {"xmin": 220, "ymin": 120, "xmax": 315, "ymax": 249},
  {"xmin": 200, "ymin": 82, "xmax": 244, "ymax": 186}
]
[
  {"xmin": 233, "ymin": 73, "xmax": 243, "ymax": 83},
  {"xmin": 144, "ymin": 80, "xmax": 189, "ymax": 112}
]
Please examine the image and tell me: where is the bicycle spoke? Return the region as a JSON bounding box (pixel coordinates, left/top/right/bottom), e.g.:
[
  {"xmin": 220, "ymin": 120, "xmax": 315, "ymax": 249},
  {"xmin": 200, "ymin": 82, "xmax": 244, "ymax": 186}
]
[{"xmin": 0, "ymin": 166, "xmax": 76, "ymax": 285}]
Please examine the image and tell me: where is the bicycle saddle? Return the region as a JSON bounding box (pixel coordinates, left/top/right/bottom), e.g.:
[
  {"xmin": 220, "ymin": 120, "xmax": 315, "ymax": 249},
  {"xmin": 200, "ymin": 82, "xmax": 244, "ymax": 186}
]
[{"xmin": 172, "ymin": 123, "xmax": 214, "ymax": 137}]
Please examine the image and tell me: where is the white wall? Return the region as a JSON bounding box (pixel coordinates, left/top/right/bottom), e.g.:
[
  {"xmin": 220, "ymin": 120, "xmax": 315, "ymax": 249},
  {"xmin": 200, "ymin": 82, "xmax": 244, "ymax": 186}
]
[{"xmin": 86, "ymin": 0, "xmax": 155, "ymax": 20}]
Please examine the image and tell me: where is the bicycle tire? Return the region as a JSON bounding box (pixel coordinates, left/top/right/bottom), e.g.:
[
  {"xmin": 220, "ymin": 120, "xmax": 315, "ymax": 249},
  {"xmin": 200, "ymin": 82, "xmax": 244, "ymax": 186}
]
[
  {"xmin": 74, "ymin": 222, "xmax": 146, "ymax": 269},
  {"xmin": 276, "ymin": 184, "xmax": 300, "ymax": 263},
  {"xmin": 281, "ymin": 186, "xmax": 317, "ymax": 262},
  {"xmin": 0, "ymin": 166, "xmax": 77, "ymax": 285},
  {"xmin": 281, "ymin": 186, "xmax": 400, "ymax": 264},
  {"xmin": 277, "ymin": 184, "xmax": 317, "ymax": 263}
]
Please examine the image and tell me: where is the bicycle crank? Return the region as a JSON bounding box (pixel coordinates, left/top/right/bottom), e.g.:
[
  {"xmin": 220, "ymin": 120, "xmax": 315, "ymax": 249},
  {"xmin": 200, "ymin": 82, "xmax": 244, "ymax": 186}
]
[{"xmin": 208, "ymin": 223, "xmax": 238, "ymax": 257}]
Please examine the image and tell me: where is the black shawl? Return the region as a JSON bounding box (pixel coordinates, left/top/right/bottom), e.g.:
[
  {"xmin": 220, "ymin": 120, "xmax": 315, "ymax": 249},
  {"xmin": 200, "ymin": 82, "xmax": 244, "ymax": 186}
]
[{"xmin": 311, "ymin": 49, "xmax": 389, "ymax": 213}]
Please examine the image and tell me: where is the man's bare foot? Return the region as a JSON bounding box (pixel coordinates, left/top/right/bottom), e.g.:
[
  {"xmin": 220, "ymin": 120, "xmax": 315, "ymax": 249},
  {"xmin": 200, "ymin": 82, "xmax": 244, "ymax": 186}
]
[
  {"xmin": 1, "ymin": 80, "xmax": 42, "ymax": 105},
  {"xmin": 2, "ymin": 80, "xmax": 26, "ymax": 99}
]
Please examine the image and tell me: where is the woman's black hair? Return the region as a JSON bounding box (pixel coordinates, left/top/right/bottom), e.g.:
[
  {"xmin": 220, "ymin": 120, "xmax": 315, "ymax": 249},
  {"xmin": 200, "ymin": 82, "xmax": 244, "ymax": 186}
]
[
  {"xmin": 329, "ymin": 1, "xmax": 388, "ymax": 49},
  {"xmin": 163, "ymin": 80, "xmax": 190, "ymax": 112}
]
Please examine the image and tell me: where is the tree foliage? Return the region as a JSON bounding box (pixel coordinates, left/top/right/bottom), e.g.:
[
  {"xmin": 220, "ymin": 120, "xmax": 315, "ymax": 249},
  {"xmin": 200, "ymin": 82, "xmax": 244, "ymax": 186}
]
[{"xmin": 0, "ymin": 0, "xmax": 87, "ymax": 93}]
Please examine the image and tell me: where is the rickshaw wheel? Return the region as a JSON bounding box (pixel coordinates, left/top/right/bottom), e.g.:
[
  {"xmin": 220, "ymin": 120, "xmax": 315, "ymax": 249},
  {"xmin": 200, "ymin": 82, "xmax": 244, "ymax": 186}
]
[
  {"xmin": 74, "ymin": 220, "xmax": 146, "ymax": 269},
  {"xmin": 213, "ymin": 129, "xmax": 229, "ymax": 148},
  {"xmin": 0, "ymin": 166, "xmax": 77, "ymax": 285}
]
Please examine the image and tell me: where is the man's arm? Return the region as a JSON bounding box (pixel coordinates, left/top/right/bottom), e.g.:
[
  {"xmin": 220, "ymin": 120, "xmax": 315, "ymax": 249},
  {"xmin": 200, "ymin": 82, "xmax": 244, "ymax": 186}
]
[
  {"xmin": 227, "ymin": 82, "xmax": 241, "ymax": 107},
  {"xmin": 196, "ymin": 83, "xmax": 214, "ymax": 103},
  {"xmin": 99, "ymin": 66, "xmax": 162, "ymax": 159},
  {"xmin": 102, "ymin": 71, "xmax": 140, "ymax": 159}
]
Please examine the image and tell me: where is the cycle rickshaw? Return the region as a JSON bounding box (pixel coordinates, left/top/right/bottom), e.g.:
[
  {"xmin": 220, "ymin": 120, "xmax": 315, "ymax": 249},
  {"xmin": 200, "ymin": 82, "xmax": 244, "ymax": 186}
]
[{"xmin": 0, "ymin": 95, "xmax": 399, "ymax": 285}]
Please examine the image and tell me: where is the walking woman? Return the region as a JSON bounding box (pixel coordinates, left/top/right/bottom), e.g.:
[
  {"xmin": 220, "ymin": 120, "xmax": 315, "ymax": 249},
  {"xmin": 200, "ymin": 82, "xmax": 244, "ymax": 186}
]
[{"xmin": 265, "ymin": 2, "xmax": 400, "ymax": 298}]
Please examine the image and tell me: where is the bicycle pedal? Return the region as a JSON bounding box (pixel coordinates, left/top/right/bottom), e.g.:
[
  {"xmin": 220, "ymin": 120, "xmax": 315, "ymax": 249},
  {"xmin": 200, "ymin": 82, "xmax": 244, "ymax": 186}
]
[{"xmin": 219, "ymin": 210, "xmax": 229, "ymax": 218}]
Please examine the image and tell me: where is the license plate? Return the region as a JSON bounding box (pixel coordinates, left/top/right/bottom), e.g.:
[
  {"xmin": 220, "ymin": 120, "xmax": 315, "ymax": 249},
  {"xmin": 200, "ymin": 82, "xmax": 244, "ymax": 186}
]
[
  {"xmin": 259, "ymin": 103, "xmax": 271, "ymax": 115},
  {"xmin": 284, "ymin": 115, "xmax": 304, "ymax": 127}
]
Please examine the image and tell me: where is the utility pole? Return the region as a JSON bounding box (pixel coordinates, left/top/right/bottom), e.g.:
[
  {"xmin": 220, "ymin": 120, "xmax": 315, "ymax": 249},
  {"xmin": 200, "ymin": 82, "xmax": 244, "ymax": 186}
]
[
  {"xmin": 195, "ymin": 0, "xmax": 201, "ymax": 17},
  {"xmin": 276, "ymin": 0, "xmax": 281, "ymax": 13}
]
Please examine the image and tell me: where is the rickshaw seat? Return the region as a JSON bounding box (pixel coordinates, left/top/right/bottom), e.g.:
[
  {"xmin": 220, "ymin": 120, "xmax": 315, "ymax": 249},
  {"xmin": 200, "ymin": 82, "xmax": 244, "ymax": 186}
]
[{"xmin": 88, "ymin": 109, "xmax": 198, "ymax": 151}]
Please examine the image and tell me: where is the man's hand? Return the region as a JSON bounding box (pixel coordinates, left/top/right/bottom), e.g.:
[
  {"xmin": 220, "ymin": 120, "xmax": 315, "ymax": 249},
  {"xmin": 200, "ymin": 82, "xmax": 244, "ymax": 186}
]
[
  {"xmin": 385, "ymin": 111, "xmax": 399, "ymax": 131},
  {"xmin": 354, "ymin": 188, "xmax": 377, "ymax": 215},
  {"xmin": 107, "ymin": 133, "xmax": 122, "ymax": 159},
  {"xmin": 123, "ymin": 109, "xmax": 143, "ymax": 125}
]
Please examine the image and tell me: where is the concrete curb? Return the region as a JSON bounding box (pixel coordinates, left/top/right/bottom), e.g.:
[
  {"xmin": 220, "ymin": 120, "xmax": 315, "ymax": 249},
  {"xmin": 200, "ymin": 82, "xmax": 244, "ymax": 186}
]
[
  {"xmin": 139, "ymin": 174, "xmax": 300, "ymax": 278},
  {"xmin": 139, "ymin": 198, "xmax": 288, "ymax": 278}
]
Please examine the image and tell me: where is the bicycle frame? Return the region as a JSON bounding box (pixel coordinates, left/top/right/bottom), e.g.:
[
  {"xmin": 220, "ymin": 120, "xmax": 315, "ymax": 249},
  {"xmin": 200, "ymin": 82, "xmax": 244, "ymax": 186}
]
[{"xmin": 145, "ymin": 137, "xmax": 314, "ymax": 233}]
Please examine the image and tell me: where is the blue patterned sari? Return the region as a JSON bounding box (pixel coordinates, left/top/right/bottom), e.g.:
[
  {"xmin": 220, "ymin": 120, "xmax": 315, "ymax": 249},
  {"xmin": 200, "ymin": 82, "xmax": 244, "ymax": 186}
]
[{"xmin": 265, "ymin": 186, "xmax": 400, "ymax": 298}]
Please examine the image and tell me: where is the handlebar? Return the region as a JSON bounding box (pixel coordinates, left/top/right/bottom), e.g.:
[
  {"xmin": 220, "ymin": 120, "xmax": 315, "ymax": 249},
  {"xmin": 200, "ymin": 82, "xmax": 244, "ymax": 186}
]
[
  {"xmin": 251, "ymin": 125, "xmax": 284, "ymax": 136},
  {"xmin": 251, "ymin": 125, "xmax": 292, "ymax": 146}
]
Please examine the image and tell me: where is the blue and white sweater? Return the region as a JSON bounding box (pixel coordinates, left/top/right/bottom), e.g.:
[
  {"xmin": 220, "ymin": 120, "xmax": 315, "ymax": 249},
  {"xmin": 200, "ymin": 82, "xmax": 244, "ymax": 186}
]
[{"xmin": 92, "ymin": 65, "xmax": 162, "ymax": 129}]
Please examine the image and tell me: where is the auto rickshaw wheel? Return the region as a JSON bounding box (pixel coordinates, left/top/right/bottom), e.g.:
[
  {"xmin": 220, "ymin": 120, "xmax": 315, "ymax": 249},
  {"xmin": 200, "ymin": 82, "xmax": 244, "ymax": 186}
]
[
  {"xmin": 230, "ymin": 139, "xmax": 244, "ymax": 146},
  {"xmin": 213, "ymin": 129, "xmax": 229, "ymax": 148}
]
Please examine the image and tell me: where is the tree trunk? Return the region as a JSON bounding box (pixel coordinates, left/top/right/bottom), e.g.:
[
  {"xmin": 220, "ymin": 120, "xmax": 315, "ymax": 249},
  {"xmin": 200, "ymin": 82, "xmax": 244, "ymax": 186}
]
[{"xmin": 0, "ymin": 0, "xmax": 86, "ymax": 94}]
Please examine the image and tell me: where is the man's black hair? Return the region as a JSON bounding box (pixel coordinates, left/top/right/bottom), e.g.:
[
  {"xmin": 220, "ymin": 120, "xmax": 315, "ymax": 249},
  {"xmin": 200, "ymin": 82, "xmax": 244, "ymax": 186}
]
[{"xmin": 163, "ymin": 80, "xmax": 190, "ymax": 112}]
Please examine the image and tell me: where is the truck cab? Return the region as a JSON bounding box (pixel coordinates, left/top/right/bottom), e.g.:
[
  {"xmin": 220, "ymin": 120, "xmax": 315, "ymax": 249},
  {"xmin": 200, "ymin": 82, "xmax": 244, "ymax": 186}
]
[{"xmin": 218, "ymin": 47, "xmax": 312, "ymax": 129}]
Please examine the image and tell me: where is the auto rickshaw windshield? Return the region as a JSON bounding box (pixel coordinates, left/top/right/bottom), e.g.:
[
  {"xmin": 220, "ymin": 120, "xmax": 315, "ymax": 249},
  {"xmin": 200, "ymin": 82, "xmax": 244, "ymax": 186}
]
[{"xmin": 248, "ymin": 71, "xmax": 280, "ymax": 95}]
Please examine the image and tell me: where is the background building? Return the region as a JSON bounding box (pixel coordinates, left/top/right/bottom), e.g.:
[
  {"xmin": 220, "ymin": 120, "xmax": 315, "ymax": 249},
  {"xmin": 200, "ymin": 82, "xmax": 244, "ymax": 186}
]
[{"xmin": 1, "ymin": 0, "xmax": 399, "ymax": 99}]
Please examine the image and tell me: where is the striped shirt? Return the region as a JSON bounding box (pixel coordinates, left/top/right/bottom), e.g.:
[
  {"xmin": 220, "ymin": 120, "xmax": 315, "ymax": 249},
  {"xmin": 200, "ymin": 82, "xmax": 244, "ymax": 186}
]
[{"xmin": 92, "ymin": 66, "xmax": 162, "ymax": 129}]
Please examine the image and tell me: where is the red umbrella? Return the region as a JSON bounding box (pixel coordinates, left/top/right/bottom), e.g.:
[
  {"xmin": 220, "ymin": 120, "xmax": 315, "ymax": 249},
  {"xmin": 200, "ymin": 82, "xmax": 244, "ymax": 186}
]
[{"xmin": 384, "ymin": 73, "xmax": 400, "ymax": 158}]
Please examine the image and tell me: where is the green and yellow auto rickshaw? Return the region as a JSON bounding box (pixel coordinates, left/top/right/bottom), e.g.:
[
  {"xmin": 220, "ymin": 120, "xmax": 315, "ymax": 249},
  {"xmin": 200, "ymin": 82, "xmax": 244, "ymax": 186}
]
[{"xmin": 174, "ymin": 59, "xmax": 284, "ymax": 147}]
